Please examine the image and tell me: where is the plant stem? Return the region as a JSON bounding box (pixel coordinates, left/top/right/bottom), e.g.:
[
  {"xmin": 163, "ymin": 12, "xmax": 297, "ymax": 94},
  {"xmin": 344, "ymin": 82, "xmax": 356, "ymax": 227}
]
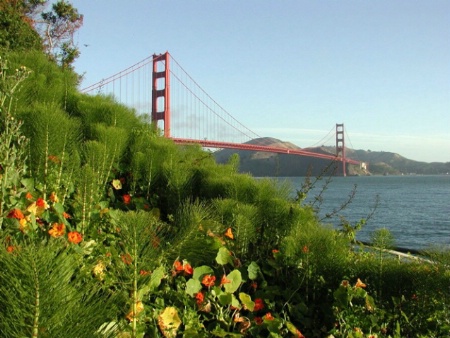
[{"xmin": 32, "ymin": 252, "xmax": 40, "ymax": 338}]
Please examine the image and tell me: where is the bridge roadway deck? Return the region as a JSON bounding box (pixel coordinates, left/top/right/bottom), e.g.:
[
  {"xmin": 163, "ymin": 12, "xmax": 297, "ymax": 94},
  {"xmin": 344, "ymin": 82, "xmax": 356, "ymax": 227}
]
[{"xmin": 171, "ymin": 138, "xmax": 360, "ymax": 165}]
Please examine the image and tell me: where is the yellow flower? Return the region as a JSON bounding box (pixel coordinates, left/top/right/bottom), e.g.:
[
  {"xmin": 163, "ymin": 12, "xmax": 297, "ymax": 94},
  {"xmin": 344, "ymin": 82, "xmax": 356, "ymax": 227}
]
[
  {"xmin": 93, "ymin": 261, "xmax": 106, "ymax": 280},
  {"xmin": 27, "ymin": 198, "xmax": 49, "ymax": 217},
  {"xmin": 19, "ymin": 218, "xmax": 29, "ymax": 233}
]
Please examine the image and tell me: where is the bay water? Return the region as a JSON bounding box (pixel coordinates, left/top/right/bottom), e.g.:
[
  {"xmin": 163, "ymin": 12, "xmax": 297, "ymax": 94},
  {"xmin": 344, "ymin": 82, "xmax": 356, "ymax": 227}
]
[{"xmin": 278, "ymin": 175, "xmax": 450, "ymax": 252}]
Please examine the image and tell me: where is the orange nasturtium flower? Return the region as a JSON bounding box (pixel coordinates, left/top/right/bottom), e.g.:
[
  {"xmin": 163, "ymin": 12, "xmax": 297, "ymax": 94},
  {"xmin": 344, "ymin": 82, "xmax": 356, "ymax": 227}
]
[
  {"xmin": 355, "ymin": 278, "xmax": 367, "ymax": 289},
  {"xmin": 195, "ymin": 291, "xmax": 205, "ymax": 306},
  {"xmin": 341, "ymin": 280, "xmax": 350, "ymax": 288},
  {"xmin": 253, "ymin": 298, "xmax": 264, "ymax": 312},
  {"xmin": 7, "ymin": 208, "xmax": 24, "ymax": 220},
  {"xmin": 122, "ymin": 194, "xmax": 131, "ymax": 205},
  {"xmin": 173, "ymin": 260, "xmax": 193, "ymax": 275},
  {"xmin": 173, "ymin": 260, "xmax": 183, "ymax": 272},
  {"xmin": 224, "ymin": 227, "xmax": 234, "ymax": 239},
  {"xmin": 25, "ymin": 192, "xmax": 33, "ymax": 200},
  {"xmin": 48, "ymin": 223, "xmax": 65, "ymax": 238},
  {"xmin": 201, "ymin": 274, "xmax": 216, "ymax": 288},
  {"xmin": 36, "ymin": 197, "xmax": 48, "ymax": 208},
  {"xmin": 48, "ymin": 155, "xmax": 60, "ymax": 163},
  {"xmin": 68, "ymin": 231, "xmax": 83, "ymax": 244},
  {"xmin": 183, "ymin": 262, "xmax": 193, "ymax": 275},
  {"xmin": 49, "ymin": 192, "xmax": 58, "ymax": 203},
  {"xmin": 220, "ymin": 274, "xmax": 232, "ymax": 286},
  {"xmin": 121, "ymin": 253, "xmax": 133, "ymax": 265},
  {"xmin": 263, "ymin": 312, "xmax": 274, "ymax": 321},
  {"xmin": 6, "ymin": 245, "xmax": 15, "ymax": 253}
]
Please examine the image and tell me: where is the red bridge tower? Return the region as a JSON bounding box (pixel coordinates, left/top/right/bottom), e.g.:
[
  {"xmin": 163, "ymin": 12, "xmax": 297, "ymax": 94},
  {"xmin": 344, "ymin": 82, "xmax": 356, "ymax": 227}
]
[
  {"xmin": 152, "ymin": 52, "xmax": 171, "ymax": 137},
  {"xmin": 336, "ymin": 123, "xmax": 346, "ymax": 176}
]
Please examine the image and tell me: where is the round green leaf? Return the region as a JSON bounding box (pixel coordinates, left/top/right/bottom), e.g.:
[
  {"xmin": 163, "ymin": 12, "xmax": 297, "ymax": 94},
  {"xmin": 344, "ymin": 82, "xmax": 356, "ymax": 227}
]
[
  {"xmin": 247, "ymin": 261, "xmax": 261, "ymax": 280},
  {"xmin": 215, "ymin": 247, "xmax": 234, "ymax": 266},
  {"xmin": 224, "ymin": 269, "xmax": 242, "ymax": 294},
  {"xmin": 185, "ymin": 279, "xmax": 202, "ymax": 297}
]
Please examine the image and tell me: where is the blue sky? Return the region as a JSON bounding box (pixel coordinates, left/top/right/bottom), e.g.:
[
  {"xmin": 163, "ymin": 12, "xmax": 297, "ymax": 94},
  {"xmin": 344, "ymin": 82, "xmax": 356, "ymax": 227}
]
[{"xmin": 68, "ymin": 0, "xmax": 449, "ymax": 163}]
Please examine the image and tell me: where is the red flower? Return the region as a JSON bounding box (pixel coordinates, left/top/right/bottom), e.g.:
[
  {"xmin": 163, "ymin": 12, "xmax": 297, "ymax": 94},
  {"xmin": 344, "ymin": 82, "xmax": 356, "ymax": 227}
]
[
  {"xmin": 183, "ymin": 262, "xmax": 193, "ymax": 275},
  {"xmin": 263, "ymin": 312, "xmax": 274, "ymax": 321},
  {"xmin": 254, "ymin": 317, "xmax": 263, "ymax": 325},
  {"xmin": 36, "ymin": 197, "xmax": 46, "ymax": 207},
  {"xmin": 173, "ymin": 260, "xmax": 183, "ymax": 272},
  {"xmin": 295, "ymin": 329, "xmax": 306, "ymax": 338},
  {"xmin": 63, "ymin": 212, "xmax": 71, "ymax": 219},
  {"xmin": 253, "ymin": 298, "xmax": 264, "ymax": 311},
  {"xmin": 68, "ymin": 231, "xmax": 83, "ymax": 244},
  {"xmin": 121, "ymin": 253, "xmax": 133, "ymax": 265},
  {"xmin": 48, "ymin": 155, "xmax": 60, "ymax": 163},
  {"xmin": 173, "ymin": 260, "xmax": 193, "ymax": 275},
  {"xmin": 151, "ymin": 235, "xmax": 160, "ymax": 248},
  {"xmin": 7, "ymin": 208, "xmax": 24, "ymax": 220},
  {"xmin": 302, "ymin": 245, "xmax": 309, "ymax": 254},
  {"xmin": 25, "ymin": 192, "xmax": 33, "ymax": 200},
  {"xmin": 122, "ymin": 194, "xmax": 131, "ymax": 205},
  {"xmin": 6, "ymin": 245, "xmax": 15, "ymax": 253},
  {"xmin": 195, "ymin": 292, "xmax": 204, "ymax": 306},
  {"xmin": 201, "ymin": 274, "xmax": 216, "ymax": 287}
]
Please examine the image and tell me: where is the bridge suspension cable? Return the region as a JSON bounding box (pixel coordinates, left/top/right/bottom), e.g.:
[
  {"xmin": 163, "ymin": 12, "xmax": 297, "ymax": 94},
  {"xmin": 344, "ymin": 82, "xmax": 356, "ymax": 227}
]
[
  {"xmin": 169, "ymin": 54, "xmax": 261, "ymax": 143},
  {"xmin": 307, "ymin": 126, "xmax": 335, "ymax": 148},
  {"xmin": 345, "ymin": 129, "xmax": 355, "ymax": 151}
]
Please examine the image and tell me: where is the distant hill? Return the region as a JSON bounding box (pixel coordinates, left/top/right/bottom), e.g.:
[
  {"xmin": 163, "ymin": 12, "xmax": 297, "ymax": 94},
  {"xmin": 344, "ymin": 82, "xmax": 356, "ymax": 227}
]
[{"xmin": 213, "ymin": 137, "xmax": 450, "ymax": 176}]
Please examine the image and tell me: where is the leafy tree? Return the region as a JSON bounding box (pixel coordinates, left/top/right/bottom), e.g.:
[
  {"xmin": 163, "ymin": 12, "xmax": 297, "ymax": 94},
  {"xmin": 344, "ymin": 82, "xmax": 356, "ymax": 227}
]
[{"xmin": 38, "ymin": 0, "xmax": 83, "ymax": 68}]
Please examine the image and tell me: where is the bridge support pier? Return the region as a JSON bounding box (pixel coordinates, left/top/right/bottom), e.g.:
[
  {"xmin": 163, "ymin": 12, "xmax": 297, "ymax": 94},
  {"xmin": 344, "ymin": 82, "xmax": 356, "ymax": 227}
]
[
  {"xmin": 152, "ymin": 52, "xmax": 171, "ymax": 137},
  {"xmin": 336, "ymin": 123, "xmax": 346, "ymax": 176}
]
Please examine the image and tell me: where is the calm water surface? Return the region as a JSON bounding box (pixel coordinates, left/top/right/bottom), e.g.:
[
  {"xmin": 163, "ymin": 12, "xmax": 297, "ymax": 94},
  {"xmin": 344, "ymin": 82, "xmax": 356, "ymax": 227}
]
[{"xmin": 279, "ymin": 175, "xmax": 450, "ymax": 251}]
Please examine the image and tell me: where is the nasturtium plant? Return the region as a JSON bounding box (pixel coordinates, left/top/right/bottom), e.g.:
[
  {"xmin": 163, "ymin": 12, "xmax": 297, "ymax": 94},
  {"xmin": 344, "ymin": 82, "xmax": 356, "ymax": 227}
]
[
  {"xmin": 216, "ymin": 246, "xmax": 234, "ymax": 266},
  {"xmin": 223, "ymin": 269, "xmax": 242, "ymax": 294},
  {"xmin": 239, "ymin": 292, "xmax": 255, "ymax": 311},
  {"xmin": 247, "ymin": 261, "xmax": 261, "ymax": 280},
  {"xmin": 185, "ymin": 279, "xmax": 202, "ymax": 297},
  {"xmin": 192, "ymin": 265, "xmax": 214, "ymax": 281}
]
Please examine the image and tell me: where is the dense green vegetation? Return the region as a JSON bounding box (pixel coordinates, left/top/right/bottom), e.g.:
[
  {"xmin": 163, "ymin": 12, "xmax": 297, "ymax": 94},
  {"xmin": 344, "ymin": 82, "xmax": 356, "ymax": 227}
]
[{"xmin": 1, "ymin": 2, "xmax": 450, "ymax": 337}]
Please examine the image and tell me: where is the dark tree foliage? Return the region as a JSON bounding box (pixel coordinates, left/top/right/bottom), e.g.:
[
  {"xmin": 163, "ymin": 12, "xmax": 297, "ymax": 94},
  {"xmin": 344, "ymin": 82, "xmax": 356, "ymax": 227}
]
[
  {"xmin": 1, "ymin": 0, "xmax": 83, "ymax": 69},
  {"xmin": 0, "ymin": 0, "xmax": 43, "ymax": 51}
]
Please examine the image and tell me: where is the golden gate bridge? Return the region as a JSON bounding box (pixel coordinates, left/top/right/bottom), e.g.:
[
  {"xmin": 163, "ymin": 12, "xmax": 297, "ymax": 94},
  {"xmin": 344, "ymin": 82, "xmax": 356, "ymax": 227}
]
[{"xmin": 81, "ymin": 52, "xmax": 361, "ymax": 176}]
